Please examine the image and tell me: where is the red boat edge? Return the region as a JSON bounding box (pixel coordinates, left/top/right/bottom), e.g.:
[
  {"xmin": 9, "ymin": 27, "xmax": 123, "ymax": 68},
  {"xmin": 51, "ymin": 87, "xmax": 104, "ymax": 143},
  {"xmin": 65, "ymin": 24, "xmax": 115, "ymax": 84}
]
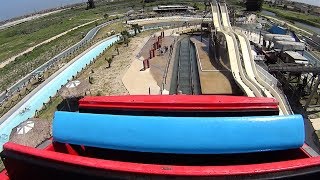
[
  {"xmin": 1, "ymin": 95, "xmax": 319, "ymax": 179},
  {"xmin": 1, "ymin": 142, "xmax": 320, "ymax": 179},
  {"xmin": 79, "ymin": 95, "xmax": 279, "ymax": 116}
]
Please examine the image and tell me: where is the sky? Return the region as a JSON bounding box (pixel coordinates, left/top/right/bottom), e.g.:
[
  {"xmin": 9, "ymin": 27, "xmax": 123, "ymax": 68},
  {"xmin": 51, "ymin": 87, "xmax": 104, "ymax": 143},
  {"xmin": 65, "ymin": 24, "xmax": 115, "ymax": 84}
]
[
  {"xmin": 0, "ymin": 0, "xmax": 319, "ymax": 21},
  {"xmin": 0, "ymin": 0, "xmax": 85, "ymax": 21},
  {"xmin": 292, "ymin": 0, "xmax": 320, "ymax": 7}
]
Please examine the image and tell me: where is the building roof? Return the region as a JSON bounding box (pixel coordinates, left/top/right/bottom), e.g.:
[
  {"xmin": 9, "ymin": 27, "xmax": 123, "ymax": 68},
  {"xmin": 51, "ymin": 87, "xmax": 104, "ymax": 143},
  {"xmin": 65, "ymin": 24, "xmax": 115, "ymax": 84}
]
[
  {"xmin": 274, "ymin": 41, "xmax": 305, "ymax": 51},
  {"xmin": 264, "ymin": 34, "xmax": 292, "ymax": 41},
  {"xmin": 272, "ymin": 36, "xmax": 295, "ymax": 43},
  {"xmin": 153, "ymin": 5, "xmax": 195, "ymax": 11},
  {"xmin": 285, "ymin": 51, "xmax": 308, "ymax": 61}
]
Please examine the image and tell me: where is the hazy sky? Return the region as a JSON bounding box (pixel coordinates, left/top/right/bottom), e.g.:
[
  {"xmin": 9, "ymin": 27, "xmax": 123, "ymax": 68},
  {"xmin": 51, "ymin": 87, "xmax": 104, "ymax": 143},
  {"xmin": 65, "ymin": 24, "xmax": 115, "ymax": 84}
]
[
  {"xmin": 292, "ymin": 0, "xmax": 320, "ymax": 7},
  {"xmin": 0, "ymin": 0, "xmax": 85, "ymax": 21}
]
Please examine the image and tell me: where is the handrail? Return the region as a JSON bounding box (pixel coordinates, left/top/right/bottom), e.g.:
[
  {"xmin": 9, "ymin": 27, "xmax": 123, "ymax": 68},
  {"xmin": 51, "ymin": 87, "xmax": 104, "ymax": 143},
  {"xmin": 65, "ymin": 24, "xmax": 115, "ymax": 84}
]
[{"xmin": 189, "ymin": 40, "xmax": 194, "ymax": 94}]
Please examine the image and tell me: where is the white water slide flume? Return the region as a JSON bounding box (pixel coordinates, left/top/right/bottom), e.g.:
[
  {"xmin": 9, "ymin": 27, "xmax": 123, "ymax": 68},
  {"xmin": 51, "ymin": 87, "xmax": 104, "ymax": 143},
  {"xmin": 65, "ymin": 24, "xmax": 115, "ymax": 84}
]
[
  {"xmin": 211, "ymin": 2, "xmax": 256, "ymax": 97},
  {"xmin": 211, "ymin": 0, "xmax": 292, "ymax": 115}
]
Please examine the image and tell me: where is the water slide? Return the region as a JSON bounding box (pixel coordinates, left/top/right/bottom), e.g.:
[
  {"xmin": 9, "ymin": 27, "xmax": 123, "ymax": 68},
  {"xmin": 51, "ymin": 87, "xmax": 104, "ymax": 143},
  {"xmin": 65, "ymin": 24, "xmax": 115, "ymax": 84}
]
[
  {"xmin": 211, "ymin": 2, "xmax": 256, "ymax": 97},
  {"xmin": 218, "ymin": 3, "xmax": 263, "ymax": 99},
  {"xmin": 219, "ymin": 4, "xmax": 271, "ymax": 96},
  {"xmin": 217, "ymin": 2, "xmax": 292, "ymax": 115}
]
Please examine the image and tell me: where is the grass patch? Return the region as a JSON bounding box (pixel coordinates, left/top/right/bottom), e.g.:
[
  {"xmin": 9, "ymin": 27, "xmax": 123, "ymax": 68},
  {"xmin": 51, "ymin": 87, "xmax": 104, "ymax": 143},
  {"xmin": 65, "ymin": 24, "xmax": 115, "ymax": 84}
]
[
  {"xmin": 94, "ymin": 22, "xmax": 128, "ymax": 41},
  {"xmin": 38, "ymin": 96, "xmax": 63, "ymax": 120},
  {"xmin": 0, "ymin": 0, "xmax": 203, "ymax": 62},
  {"xmin": 0, "ymin": 0, "xmax": 142, "ymax": 62},
  {"xmin": 0, "ymin": 23, "xmax": 96, "ymax": 92},
  {"xmin": 262, "ymin": 4, "xmax": 320, "ymax": 29}
]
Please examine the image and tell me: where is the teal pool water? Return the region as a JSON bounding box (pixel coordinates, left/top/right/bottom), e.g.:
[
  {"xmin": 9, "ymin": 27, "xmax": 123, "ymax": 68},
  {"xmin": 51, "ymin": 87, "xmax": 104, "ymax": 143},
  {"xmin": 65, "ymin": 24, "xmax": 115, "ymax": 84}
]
[{"xmin": 0, "ymin": 35, "xmax": 120, "ymax": 151}]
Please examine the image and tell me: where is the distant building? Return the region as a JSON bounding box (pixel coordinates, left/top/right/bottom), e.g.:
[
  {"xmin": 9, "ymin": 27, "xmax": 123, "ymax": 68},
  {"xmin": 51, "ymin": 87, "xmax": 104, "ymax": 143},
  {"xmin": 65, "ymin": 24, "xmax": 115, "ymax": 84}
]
[
  {"xmin": 263, "ymin": 0, "xmax": 287, "ymax": 5},
  {"xmin": 152, "ymin": 5, "xmax": 195, "ymax": 13},
  {"xmin": 312, "ymin": 7, "xmax": 320, "ymax": 16},
  {"xmin": 145, "ymin": 0, "xmax": 157, "ymax": 2},
  {"xmin": 293, "ymin": 4, "xmax": 309, "ymax": 13}
]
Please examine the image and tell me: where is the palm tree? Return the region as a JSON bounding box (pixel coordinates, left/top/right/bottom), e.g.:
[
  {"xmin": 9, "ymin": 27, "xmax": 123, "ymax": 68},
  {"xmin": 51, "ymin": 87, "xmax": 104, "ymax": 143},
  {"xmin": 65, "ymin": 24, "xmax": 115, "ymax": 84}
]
[
  {"xmin": 120, "ymin": 30, "xmax": 130, "ymax": 46},
  {"xmin": 132, "ymin": 24, "xmax": 142, "ymax": 36},
  {"xmin": 204, "ymin": 1, "xmax": 210, "ymax": 12},
  {"xmin": 106, "ymin": 57, "xmax": 113, "ymax": 68},
  {"xmin": 123, "ymin": 36, "xmax": 129, "ymax": 47},
  {"xmin": 115, "ymin": 44, "xmax": 120, "ymax": 55}
]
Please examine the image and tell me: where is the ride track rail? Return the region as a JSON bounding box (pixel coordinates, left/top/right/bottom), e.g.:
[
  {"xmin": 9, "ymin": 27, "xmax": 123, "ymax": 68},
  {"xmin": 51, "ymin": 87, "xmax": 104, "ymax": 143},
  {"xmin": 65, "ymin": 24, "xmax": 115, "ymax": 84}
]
[{"xmin": 176, "ymin": 37, "xmax": 199, "ymax": 95}]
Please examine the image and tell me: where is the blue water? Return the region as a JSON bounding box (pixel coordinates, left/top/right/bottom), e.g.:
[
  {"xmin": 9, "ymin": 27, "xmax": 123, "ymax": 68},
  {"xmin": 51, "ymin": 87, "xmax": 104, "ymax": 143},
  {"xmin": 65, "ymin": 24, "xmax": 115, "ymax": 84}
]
[
  {"xmin": 0, "ymin": 35, "xmax": 120, "ymax": 151},
  {"xmin": 261, "ymin": 10, "xmax": 276, "ymax": 17}
]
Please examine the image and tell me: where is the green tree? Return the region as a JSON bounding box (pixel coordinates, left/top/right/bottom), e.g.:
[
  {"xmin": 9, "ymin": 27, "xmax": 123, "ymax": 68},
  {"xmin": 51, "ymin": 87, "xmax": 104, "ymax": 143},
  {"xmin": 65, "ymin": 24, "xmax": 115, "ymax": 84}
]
[
  {"xmin": 106, "ymin": 57, "xmax": 113, "ymax": 68},
  {"xmin": 121, "ymin": 30, "xmax": 130, "ymax": 37},
  {"xmin": 120, "ymin": 30, "xmax": 130, "ymax": 46},
  {"xmin": 123, "ymin": 36, "xmax": 129, "ymax": 47},
  {"xmin": 86, "ymin": 0, "xmax": 95, "ymax": 10},
  {"xmin": 103, "ymin": 13, "xmax": 109, "ymax": 19},
  {"xmin": 132, "ymin": 24, "xmax": 142, "ymax": 35},
  {"xmin": 245, "ymin": 0, "xmax": 264, "ymax": 11},
  {"xmin": 115, "ymin": 44, "xmax": 120, "ymax": 55},
  {"xmin": 193, "ymin": 3, "xmax": 199, "ymax": 10}
]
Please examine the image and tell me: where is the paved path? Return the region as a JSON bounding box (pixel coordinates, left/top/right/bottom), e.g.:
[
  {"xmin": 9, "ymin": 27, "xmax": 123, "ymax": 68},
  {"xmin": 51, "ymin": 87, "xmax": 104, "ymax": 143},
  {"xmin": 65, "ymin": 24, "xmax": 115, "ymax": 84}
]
[
  {"xmin": 311, "ymin": 118, "xmax": 320, "ymax": 130},
  {"xmin": 122, "ymin": 60, "xmax": 160, "ymax": 95},
  {"xmin": 122, "ymin": 28, "xmax": 182, "ymax": 95},
  {"xmin": 0, "ymin": 19, "xmax": 100, "ymax": 68},
  {"xmin": 122, "ymin": 34, "xmax": 160, "ymax": 95}
]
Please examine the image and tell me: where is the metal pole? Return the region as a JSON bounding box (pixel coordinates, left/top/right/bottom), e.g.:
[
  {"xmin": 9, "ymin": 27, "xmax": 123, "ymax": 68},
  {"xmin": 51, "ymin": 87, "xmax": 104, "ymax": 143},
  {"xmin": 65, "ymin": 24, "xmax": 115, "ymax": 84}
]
[{"xmin": 305, "ymin": 75, "xmax": 320, "ymax": 110}]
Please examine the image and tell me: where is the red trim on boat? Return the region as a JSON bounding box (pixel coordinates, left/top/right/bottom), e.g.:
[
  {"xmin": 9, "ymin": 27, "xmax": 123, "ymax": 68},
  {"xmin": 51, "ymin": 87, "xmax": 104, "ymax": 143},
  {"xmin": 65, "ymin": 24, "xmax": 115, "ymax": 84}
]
[
  {"xmin": 2, "ymin": 142, "xmax": 320, "ymax": 177},
  {"xmin": 79, "ymin": 95, "xmax": 279, "ymax": 111}
]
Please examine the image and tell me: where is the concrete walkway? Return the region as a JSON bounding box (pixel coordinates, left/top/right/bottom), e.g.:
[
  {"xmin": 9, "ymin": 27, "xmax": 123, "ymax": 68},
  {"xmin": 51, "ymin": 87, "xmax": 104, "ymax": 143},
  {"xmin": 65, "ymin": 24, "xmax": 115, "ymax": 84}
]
[
  {"xmin": 122, "ymin": 34, "xmax": 160, "ymax": 95},
  {"xmin": 122, "ymin": 27, "xmax": 187, "ymax": 95},
  {"xmin": 311, "ymin": 118, "xmax": 320, "ymax": 130},
  {"xmin": 122, "ymin": 60, "xmax": 160, "ymax": 95}
]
